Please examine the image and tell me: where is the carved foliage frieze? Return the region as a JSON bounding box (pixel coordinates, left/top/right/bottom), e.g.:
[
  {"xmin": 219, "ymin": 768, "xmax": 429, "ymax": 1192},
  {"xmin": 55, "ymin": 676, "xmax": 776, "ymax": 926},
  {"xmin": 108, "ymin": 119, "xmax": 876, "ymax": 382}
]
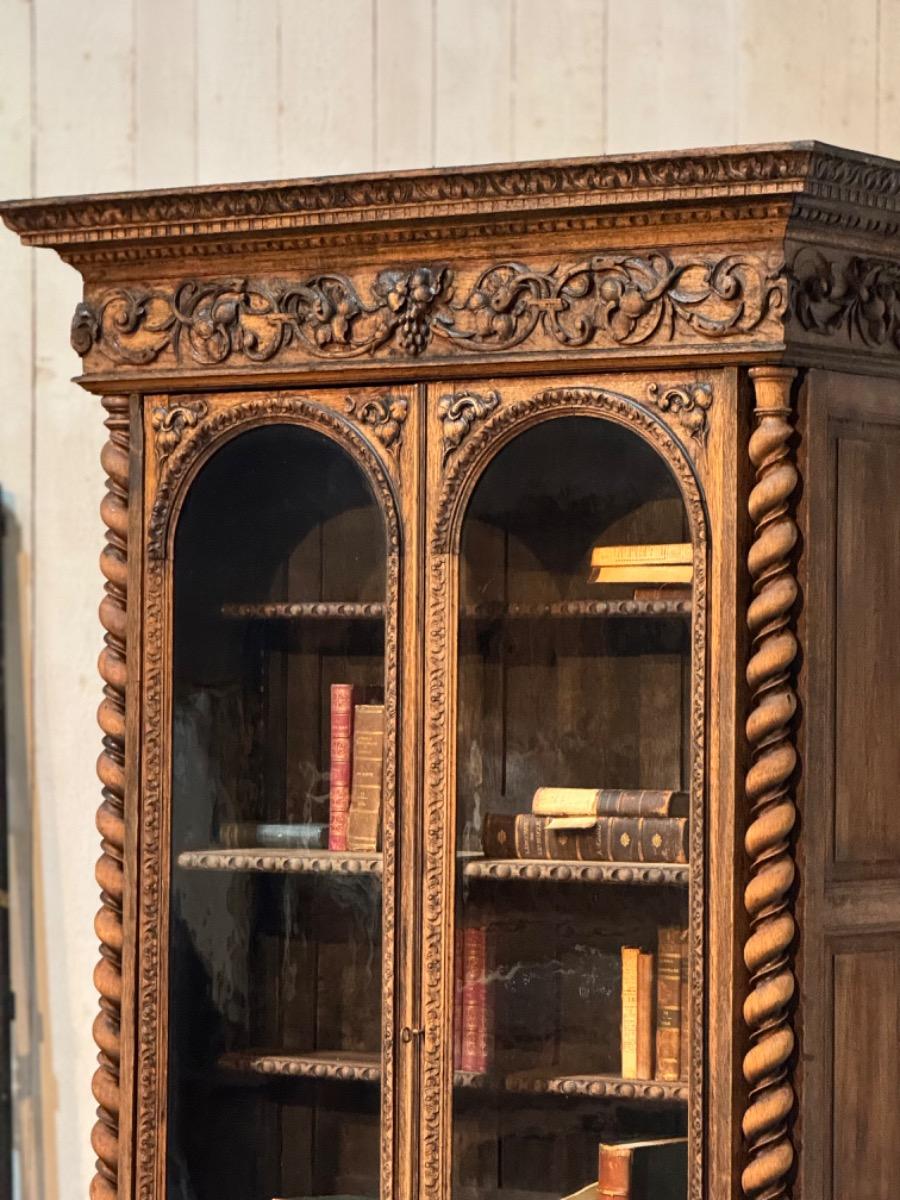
[
  {"xmin": 790, "ymin": 246, "xmax": 900, "ymax": 353},
  {"xmin": 71, "ymin": 250, "xmax": 787, "ymax": 370}
]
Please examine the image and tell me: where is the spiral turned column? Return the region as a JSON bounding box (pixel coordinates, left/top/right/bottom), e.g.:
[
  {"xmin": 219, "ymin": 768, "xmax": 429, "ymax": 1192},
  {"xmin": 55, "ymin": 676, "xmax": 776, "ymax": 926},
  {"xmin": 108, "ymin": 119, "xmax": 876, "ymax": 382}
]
[
  {"xmin": 92, "ymin": 396, "xmax": 129, "ymax": 1200},
  {"xmin": 742, "ymin": 367, "xmax": 799, "ymax": 1200}
]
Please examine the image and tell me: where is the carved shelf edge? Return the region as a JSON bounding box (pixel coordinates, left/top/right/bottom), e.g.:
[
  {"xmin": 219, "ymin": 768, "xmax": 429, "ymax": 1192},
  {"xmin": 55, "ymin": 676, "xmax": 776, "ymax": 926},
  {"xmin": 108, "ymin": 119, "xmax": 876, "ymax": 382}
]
[
  {"xmin": 463, "ymin": 858, "xmax": 689, "ymax": 886},
  {"xmin": 221, "ymin": 600, "xmax": 386, "ymax": 620},
  {"xmin": 462, "ymin": 599, "xmax": 691, "ymax": 619},
  {"xmin": 220, "ymin": 1050, "xmax": 380, "ymax": 1082},
  {"xmin": 503, "ymin": 1071, "xmax": 688, "ymax": 1102},
  {"xmin": 177, "ymin": 848, "xmax": 383, "ymax": 876}
]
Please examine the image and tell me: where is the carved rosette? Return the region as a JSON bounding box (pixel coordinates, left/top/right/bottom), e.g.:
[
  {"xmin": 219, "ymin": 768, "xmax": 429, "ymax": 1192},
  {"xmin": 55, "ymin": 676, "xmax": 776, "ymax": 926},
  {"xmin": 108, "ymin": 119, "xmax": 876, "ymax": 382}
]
[
  {"xmin": 742, "ymin": 367, "xmax": 799, "ymax": 1200},
  {"xmin": 93, "ymin": 396, "xmax": 129, "ymax": 1200}
]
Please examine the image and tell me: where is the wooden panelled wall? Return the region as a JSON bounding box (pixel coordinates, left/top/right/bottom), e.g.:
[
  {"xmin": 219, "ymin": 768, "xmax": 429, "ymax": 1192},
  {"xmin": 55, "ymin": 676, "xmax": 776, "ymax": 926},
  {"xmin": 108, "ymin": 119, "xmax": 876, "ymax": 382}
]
[{"xmin": 1, "ymin": 1, "xmax": 900, "ymax": 1197}]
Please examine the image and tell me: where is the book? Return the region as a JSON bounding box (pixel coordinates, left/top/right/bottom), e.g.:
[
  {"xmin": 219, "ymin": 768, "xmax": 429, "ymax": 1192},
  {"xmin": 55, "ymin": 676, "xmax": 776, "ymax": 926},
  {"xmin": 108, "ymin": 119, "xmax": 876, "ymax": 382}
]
[
  {"xmin": 532, "ymin": 787, "xmax": 688, "ymax": 819},
  {"xmin": 590, "ymin": 563, "xmax": 693, "ymax": 585},
  {"xmin": 598, "ymin": 1137, "xmax": 688, "ymax": 1200},
  {"xmin": 453, "ymin": 926, "xmax": 464, "ymax": 1069},
  {"xmin": 328, "ymin": 683, "xmax": 355, "ymax": 851},
  {"xmin": 679, "ymin": 930, "xmax": 690, "ymax": 1081},
  {"xmin": 632, "ymin": 585, "xmax": 693, "ymax": 603},
  {"xmin": 459, "ymin": 922, "xmax": 493, "ymax": 1073},
  {"xmin": 656, "ymin": 926, "xmax": 683, "ymax": 1081},
  {"xmin": 482, "ymin": 813, "xmax": 688, "ymax": 864},
  {"xmin": 620, "ymin": 948, "xmax": 654, "ymax": 1079},
  {"xmin": 218, "ymin": 821, "xmax": 328, "ymax": 850},
  {"xmin": 346, "ymin": 703, "xmax": 385, "ymax": 852},
  {"xmin": 590, "ymin": 542, "xmax": 692, "ymax": 567}
]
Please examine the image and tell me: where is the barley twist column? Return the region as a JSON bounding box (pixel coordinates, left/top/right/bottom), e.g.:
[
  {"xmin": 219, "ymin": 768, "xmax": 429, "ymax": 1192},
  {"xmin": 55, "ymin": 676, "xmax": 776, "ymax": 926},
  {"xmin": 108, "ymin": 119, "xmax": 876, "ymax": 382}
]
[
  {"xmin": 92, "ymin": 396, "xmax": 129, "ymax": 1200},
  {"xmin": 742, "ymin": 367, "xmax": 799, "ymax": 1200}
]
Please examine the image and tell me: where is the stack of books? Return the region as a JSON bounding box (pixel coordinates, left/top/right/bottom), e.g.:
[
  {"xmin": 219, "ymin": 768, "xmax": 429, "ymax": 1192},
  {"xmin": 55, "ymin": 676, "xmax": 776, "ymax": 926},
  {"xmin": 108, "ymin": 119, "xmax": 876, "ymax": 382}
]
[
  {"xmin": 588, "ymin": 541, "xmax": 692, "ymax": 599},
  {"xmin": 328, "ymin": 683, "xmax": 385, "ymax": 852},
  {"xmin": 621, "ymin": 927, "xmax": 689, "ymax": 1083},
  {"xmin": 482, "ymin": 787, "xmax": 689, "ymax": 865}
]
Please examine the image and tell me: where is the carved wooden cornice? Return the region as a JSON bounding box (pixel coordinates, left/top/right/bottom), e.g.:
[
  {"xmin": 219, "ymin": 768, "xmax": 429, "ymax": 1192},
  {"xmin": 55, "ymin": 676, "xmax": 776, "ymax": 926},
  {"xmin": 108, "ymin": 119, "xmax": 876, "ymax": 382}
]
[{"xmin": 4, "ymin": 143, "xmax": 900, "ymax": 259}]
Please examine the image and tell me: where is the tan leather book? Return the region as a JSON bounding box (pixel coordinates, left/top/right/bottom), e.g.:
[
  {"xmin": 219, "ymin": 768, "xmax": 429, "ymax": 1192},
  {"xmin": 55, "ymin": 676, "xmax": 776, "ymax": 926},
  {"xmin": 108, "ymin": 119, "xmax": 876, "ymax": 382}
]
[
  {"xmin": 590, "ymin": 542, "xmax": 692, "ymax": 567},
  {"xmin": 636, "ymin": 951, "xmax": 655, "ymax": 1079},
  {"xmin": 656, "ymin": 926, "xmax": 683, "ymax": 1081},
  {"xmin": 598, "ymin": 1137, "xmax": 688, "ymax": 1199},
  {"xmin": 328, "ymin": 683, "xmax": 354, "ymax": 850},
  {"xmin": 620, "ymin": 947, "xmax": 641, "ymax": 1079},
  {"xmin": 679, "ymin": 929, "xmax": 690, "ymax": 1081},
  {"xmin": 346, "ymin": 703, "xmax": 384, "ymax": 851},
  {"xmin": 589, "ymin": 563, "xmax": 693, "ymax": 584}
]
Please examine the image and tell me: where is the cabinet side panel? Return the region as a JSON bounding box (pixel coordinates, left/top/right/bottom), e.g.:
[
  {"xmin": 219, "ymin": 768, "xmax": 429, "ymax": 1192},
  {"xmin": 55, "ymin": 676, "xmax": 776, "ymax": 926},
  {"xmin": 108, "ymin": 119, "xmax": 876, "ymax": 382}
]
[
  {"xmin": 833, "ymin": 433, "xmax": 900, "ymax": 867},
  {"xmin": 832, "ymin": 940, "xmax": 900, "ymax": 1199},
  {"xmin": 800, "ymin": 370, "xmax": 900, "ymax": 1200}
]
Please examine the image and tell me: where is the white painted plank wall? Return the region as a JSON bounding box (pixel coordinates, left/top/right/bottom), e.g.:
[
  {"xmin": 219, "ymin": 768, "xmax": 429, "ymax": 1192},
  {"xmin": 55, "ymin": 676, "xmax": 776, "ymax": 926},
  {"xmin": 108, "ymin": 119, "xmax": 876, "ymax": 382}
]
[{"xmin": 1, "ymin": 2, "xmax": 898, "ymax": 1197}]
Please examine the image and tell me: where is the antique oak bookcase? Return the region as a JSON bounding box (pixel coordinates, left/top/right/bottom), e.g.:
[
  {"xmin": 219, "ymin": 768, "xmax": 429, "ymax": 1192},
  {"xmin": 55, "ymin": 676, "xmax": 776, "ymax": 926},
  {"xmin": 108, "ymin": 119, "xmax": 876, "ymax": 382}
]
[{"xmin": 3, "ymin": 142, "xmax": 899, "ymax": 1200}]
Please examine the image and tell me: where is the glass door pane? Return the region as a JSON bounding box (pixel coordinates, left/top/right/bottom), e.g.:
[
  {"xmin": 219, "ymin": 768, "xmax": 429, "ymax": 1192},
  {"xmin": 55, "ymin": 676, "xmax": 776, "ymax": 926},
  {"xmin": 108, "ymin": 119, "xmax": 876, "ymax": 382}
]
[
  {"xmin": 167, "ymin": 423, "xmax": 389, "ymax": 1200},
  {"xmin": 452, "ymin": 416, "xmax": 693, "ymax": 1200}
]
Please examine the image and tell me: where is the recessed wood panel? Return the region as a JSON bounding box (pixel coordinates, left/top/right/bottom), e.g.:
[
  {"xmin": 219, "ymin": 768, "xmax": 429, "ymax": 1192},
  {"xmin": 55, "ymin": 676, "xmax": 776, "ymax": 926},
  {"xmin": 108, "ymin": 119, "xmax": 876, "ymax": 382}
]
[
  {"xmin": 834, "ymin": 429, "xmax": 900, "ymax": 866},
  {"xmin": 832, "ymin": 942, "xmax": 900, "ymax": 1199}
]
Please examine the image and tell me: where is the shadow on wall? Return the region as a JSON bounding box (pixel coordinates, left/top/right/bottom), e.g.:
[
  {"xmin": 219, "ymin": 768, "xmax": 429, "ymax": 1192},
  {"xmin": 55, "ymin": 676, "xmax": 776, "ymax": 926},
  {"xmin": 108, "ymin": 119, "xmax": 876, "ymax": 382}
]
[{"xmin": 2, "ymin": 496, "xmax": 54, "ymax": 1200}]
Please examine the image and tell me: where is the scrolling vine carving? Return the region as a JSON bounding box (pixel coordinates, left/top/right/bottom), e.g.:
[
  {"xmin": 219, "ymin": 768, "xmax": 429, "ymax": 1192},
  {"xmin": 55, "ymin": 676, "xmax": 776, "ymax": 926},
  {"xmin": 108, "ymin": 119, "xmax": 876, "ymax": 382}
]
[
  {"xmin": 71, "ymin": 250, "xmax": 786, "ymax": 367},
  {"xmin": 647, "ymin": 382, "xmax": 714, "ymax": 445},
  {"xmin": 790, "ymin": 247, "xmax": 900, "ymax": 351},
  {"xmin": 437, "ymin": 390, "xmax": 501, "ymax": 461},
  {"xmin": 344, "ymin": 393, "xmax": 409, "ymax": 453},
  {"xmin": 742, "ymin": 367, "xmax": 799, "ymax": 1200}
]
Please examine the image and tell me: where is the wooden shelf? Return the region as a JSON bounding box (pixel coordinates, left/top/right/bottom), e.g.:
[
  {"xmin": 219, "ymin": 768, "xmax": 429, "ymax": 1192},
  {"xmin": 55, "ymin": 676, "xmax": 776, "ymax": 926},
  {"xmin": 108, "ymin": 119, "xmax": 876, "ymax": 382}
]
[
  {"xmin": 461, "ymin": 599, "xmax": 691, "ymax": 620},
  {"xmin": 220, "ymin": 1050, "xmax": 381, "ymax": 1082},
  {"xmin": 177, "ymin": 848, "xmax": 383, "ymax": 876},
  {"xmin": 462, "ymin": 857, "xmax": 689, "ymax": 886},
  {"xmin": 503, "ymin": 1069, "xmax": 688, "ymax": 1102},
  {"xmin": 221, "ymin": 601, "xmax": 385, "ymax": 620}
]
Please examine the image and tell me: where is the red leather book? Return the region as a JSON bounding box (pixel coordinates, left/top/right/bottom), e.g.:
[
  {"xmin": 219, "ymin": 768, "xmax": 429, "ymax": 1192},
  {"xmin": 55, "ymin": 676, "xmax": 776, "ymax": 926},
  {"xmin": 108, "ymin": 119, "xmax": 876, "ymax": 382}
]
[
  {"xmin": 459, "ymin": 923, "xmax": 493, "ymax": 1074},
  {"xmin": 598, "ymin": 1137, "xmax": 688, "ymax": 1199},
  {"xmin": 328, "ymin": 683, "xmax": 354, "ymax": 851}
]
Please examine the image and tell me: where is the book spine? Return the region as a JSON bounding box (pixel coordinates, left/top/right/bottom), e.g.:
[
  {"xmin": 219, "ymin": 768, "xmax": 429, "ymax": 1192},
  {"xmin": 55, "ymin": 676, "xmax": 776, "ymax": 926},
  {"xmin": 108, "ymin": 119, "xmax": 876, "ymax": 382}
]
[
  {"xmin": 679, "ymin": 930, "xmax": 690, "ymax": 1081},
  {"xmin": 532, "ymin": 787, "xmax": 686, "ymax": 818},
  {"xmin": 632, "ymin": 586, "xmax": 692, "ymax": 602},
  {"xmin": 591, "ymin": 541, "xmax": 692, "ymax": 566},
  {"xmin": 620, "ymin": 946, "xmax": 640, "ymax": 1079},
  {"xmin": 453, "ymin": 927, "xmax": 464, "ymax": 1070},
  {"xmin": 347, "ymin": 704, "xmax": 385, "ymax": 852},
  {"xmin": 459, "ymin": 924, "xmax": 492, "ymax": 1073},
  {"xmin": 582, "ymin": 816, "xmax": 688, "ymax": 864},
  {"xmin": 482, "ymin": 813, "xmax": 516, "ymax": 857},
  {"xmin": 598, "ymin": 1144, "xmax": 633, "ymax": 1200},
  {"xmin": 656, "ymin": 927, "xmax": 683, "ymax": 1081},
  {"xmin": 328, "ymin": 684, "xmax": 354, "ymax": 851},
  {"xmin": 590, "ymin": 563, "xmax": 693, "ymax": 584},
  {"xmin": 636, "ymin": 951, "xmax": 655, "ymax": 1079}
]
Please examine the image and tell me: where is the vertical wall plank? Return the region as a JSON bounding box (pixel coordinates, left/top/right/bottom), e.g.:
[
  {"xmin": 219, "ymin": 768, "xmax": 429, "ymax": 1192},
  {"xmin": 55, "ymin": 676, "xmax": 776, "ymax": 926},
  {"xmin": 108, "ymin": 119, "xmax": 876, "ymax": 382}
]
[
  {"xmin": 879, "ymin": 0, "xmax": 900, "ymax": 157},
  {"xmin": 0, "ymin": 2, "xmax": 39, "ymax": 1197},
  {"xmin": 435, "ymin": 0, "xmax": 513, "ymax": 165},
  {"xmin": 280, "ymin": 0, "xmax": 375, "ymax": 177},
  {"xmin": 135, "ymin": 0, "xmax": 197, "ymax": 188},
  {"xmin": 375, "ymin": 0, "xmax": 433, "ymax": 169},
  {"xmin": 513, "ymin": 0, "xmax": 606, "ymax": 160},
  {"xmin": 606, "ymin": 1, "xmax": 738, "ymax": 153},
  {"xmin": 739, "ymin": 0, "xmax": 879, "ymax": 149},
  {"xmin": 196, "ymin": 0, "xmax": 280, "ymax": 182},
  {"xmin": 33, "ymin": 2, "xmax": 136, "ymax": 1197}
]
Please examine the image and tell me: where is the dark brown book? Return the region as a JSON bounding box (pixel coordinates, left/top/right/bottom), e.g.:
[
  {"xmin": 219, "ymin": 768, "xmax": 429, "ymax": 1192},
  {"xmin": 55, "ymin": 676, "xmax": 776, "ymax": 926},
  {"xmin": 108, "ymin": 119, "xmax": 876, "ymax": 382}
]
[
  {"xmin": 656, "ymin": 926, "xmax": 683, "ymax": 1081},
  {"xmin": 533, "ymin": 786, "xmax": 688, "ymax": 818},
  {"xmin": 679, "ymin": 929, "xmax": 690, "ymax": 1081},
  {"xmin": 598, "ymin": 1137, "xmax": 688, "ymax": 1200},
  {"xmin": 620, "ymin": 947, "xmax": 654, "ymax": 1079},
  {"xmin": 632, "ymin": 585, "xmax": 693, "ymax": 603},
  {"xmin": 328, "ymin": 683, "xmax": 354, "ymax": 851},
  {"xmin": 346, "ymin": 703, "xmax": 384, "ymax": 851},
  {"xmin": 459, "ymin": 923, "xmax": 493, "ymax": 1074},
  {"xmin": 482, "ymin": 813, "xmax": 688, "ymax": 864}
]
